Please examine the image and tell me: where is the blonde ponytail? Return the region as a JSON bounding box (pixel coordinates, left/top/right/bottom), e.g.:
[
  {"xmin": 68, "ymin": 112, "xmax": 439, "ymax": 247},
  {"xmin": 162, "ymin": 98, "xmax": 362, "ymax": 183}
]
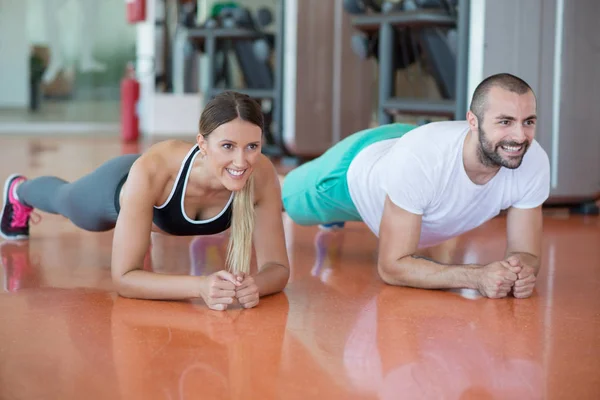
[
  {"xmin": 226, "ymin": 174, "xmax": 255, "ymax": 276},
  {"xmin": 197, "ymin": 90, "xmax": 262, "ymax": 276}
]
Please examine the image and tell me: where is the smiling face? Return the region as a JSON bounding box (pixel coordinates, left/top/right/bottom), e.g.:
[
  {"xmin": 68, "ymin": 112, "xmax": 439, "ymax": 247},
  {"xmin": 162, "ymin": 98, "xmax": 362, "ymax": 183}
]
[
  {"xmin": 468, "ymin": 86, "xmax": 537, "ymax": 169},
  {"xmin": 198, "ymin": 117, "xmax": 262, "ymax": 191}
]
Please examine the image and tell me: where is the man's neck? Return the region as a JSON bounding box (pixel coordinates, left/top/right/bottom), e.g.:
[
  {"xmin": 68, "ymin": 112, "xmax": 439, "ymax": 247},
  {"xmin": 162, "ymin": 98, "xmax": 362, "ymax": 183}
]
[{"xmin": 462, "ymin": 130, "xmax": 501, "ymax": 185}]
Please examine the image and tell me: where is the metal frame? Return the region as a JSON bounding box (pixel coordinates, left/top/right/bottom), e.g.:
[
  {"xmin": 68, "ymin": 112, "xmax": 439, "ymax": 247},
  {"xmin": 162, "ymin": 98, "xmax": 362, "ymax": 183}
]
[
  {"xmin": 185, "ymin": 1, "xmax": 290, "ymax": 157},
  {"xmin": 352, "ymin": 5, "xmax": 470, "ymax": 125},
  {"xmin": 454, "ymin": 0, "xmax": 470, "ymax": 118}
]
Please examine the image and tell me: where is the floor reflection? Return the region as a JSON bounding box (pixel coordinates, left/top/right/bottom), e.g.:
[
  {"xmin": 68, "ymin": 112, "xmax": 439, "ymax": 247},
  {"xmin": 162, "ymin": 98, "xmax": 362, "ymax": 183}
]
[{"xmin": 0, "ymin": 136, "xmax": 598, "ymax": 399}]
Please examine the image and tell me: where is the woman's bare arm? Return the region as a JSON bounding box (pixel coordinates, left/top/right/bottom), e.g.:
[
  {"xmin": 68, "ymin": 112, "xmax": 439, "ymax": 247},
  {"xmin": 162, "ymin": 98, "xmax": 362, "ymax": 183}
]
[
  {"xmin": 111, "ymin": 155, "xmax": 206, "ymax": 300},
  {"xmin": 111, "ymin": 154, "xmax": 239, "ymax": 305},
  {"xmin": 250, "ymin": 158, "xmax": 290, "ymax": 297}
]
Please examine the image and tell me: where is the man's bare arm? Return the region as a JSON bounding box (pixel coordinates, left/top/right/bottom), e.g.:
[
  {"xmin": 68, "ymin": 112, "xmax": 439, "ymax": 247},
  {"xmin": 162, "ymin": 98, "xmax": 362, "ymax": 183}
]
[
  {"xmin": 505, "ymin": 205, "xmax": 543, "ymax": 275},
  {"xmin": 503, "ymin": 205, "xmax": 543, "ymax": 298},
  {"xmin": 377, "ymin": 196, "xmax": 479, "ymax": 290},
  {"xmin": 377, "ymin": 196, "xmax": 520, "ymax": 297}
]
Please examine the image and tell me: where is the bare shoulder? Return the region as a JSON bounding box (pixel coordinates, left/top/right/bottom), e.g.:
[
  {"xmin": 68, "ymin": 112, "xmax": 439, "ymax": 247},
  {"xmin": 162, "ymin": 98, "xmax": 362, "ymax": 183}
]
[
  {"xmin": 252, "ymin": 154, "xmax": 281, "ymax": 203},
  {"xmin": 136, "ymin": 140, "xmax": 194, "ymax": 174},
  {"xmin": 127, "ymin": 140, "xmax": 195, "ymax": 195}
]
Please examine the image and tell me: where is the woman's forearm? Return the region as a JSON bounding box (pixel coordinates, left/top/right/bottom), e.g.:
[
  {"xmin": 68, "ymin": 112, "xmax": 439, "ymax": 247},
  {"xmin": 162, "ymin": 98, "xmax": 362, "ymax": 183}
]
[
  {"xmin": 253, "ymin": 263, "xmax": 290, "ymax": 297},
  {"xmin": 115, "ymin": 269, "xmax": 204, "ymax": 300}
]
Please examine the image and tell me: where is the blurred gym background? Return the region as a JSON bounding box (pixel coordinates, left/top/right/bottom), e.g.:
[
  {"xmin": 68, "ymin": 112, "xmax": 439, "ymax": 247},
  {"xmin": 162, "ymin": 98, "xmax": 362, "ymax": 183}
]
[{"xmin": 0, "ymin": 0, "xmax": 598, "ymax": 209}]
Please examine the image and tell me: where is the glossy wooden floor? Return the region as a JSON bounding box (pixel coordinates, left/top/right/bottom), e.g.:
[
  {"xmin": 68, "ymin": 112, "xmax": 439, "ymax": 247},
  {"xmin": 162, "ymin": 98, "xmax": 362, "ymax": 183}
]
[{"xmin": 0, "ymin": 136, "xmax": 599, "ymax": 400}]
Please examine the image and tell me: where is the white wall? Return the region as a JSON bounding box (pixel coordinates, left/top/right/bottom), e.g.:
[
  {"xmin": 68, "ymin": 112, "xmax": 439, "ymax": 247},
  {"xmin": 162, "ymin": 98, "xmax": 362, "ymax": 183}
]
[
  {"xmin": 466, "ymin": 0, "xmax": 485, "ymax": 109},
  {"xmin": 467, "ymin": 0, "xmax": 543, "ymax": 106},
  {"xmin": 136, "ymin": 0, "xmax": 158, "ymax": 134},
  {"xmin": 137, "ymin": 0, "xmax": 204, "ymax": 136},
  {"xmin": 0, "ymin": 0, "xmax": 29, "ymax": 107},
  {"xmin": 550, "ymin": 0, "xmax": 600, "ymax": 197}
]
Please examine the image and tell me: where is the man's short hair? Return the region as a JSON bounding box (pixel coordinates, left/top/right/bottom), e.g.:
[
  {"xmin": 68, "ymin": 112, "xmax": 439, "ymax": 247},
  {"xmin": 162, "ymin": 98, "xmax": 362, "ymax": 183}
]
[{"xmin": 469, "ymin": 73, "xmax": 534, "ymax": 122}]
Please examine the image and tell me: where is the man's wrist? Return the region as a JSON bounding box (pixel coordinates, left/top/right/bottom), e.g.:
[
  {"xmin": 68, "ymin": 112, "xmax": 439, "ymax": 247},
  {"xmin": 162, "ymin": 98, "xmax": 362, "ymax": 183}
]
[
  {"xmin": 506, "ymin": 251, "xmax": 540, "ymax": 274},
  {"xmin": 506, "ymin": 251, "xmax": 537, "ymax": 260},
  {"xmin": 463, "ymin": 265, "xmax": 483, "ymax": 290}
]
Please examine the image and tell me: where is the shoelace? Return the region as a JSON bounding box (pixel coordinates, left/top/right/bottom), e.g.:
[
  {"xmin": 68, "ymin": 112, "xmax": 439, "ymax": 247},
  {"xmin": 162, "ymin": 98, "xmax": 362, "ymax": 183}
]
[{"xmin": 10, "ymin": 201, "xmax": 41, "ymax": 228}]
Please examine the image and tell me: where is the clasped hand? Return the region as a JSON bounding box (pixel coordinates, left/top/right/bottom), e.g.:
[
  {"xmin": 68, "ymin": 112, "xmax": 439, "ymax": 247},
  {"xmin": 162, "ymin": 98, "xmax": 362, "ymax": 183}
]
[
  {"xmin": 477, "ymin": 255, "xmax": 536, "ymax": 299},
  {"xmin": 200, "ymin": 270, "xmax": 259, "ymax": 311}
]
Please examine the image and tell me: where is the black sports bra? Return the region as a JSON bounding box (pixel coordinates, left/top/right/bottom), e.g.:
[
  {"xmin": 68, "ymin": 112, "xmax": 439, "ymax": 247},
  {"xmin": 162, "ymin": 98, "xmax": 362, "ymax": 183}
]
[
  {"xmin": 151, "ymin": 145, "xmax": 234, "ymax": 236},
  {"xmin": 149, "ymin": 145, "xmax": 232, "ymax": 235},
  {"xmin": 114, "ymin": 145, "xmax": 234, "ymax": 235}
]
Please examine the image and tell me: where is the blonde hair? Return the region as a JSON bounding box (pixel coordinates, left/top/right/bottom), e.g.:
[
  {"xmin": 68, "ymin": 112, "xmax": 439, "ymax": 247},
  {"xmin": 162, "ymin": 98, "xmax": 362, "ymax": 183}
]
[
  {"xmin": 225, "ymin": 174, "xmax": 255, "ymax": 275},
  {"xmin": 198, "ymin": 91, "xmax": 263, "ymax": 276}
]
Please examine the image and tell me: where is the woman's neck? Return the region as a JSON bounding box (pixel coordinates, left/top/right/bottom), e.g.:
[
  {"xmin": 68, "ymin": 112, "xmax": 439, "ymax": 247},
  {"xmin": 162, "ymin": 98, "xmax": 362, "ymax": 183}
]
[{"xmin": 187, "ymin": 157, "xmax": 229, "ymax": 196}]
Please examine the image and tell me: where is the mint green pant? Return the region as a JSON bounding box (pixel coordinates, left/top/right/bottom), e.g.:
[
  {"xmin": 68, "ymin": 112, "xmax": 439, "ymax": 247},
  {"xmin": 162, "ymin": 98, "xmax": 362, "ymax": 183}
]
[{"xmin": 282, "ymin": 123, "xmax": 416, "ymax": 225}]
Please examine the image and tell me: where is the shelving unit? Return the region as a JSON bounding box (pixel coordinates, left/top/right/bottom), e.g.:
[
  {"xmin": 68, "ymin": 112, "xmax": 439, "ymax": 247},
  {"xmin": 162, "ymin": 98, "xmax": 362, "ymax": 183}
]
[
  {"xmin": 182, "ymin": 2, "xmax": 290, "ymax": 158},
  {"xmin": 351, "ymin": 2, "xmax": 470, "ymax": 124}
]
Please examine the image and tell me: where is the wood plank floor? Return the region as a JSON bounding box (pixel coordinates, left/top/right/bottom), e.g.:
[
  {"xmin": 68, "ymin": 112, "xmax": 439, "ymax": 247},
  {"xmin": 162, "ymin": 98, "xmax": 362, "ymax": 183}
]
[{"xmin": 0, "ymin": 136, "xmax": 598, "ymax": 399}]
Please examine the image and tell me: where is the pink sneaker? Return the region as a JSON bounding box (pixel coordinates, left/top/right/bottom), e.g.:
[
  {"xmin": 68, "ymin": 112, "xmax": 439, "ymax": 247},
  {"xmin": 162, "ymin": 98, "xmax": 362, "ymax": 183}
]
[{"xmin": 0, "ymin": 174, "xmax": 34, "ymax": 240}]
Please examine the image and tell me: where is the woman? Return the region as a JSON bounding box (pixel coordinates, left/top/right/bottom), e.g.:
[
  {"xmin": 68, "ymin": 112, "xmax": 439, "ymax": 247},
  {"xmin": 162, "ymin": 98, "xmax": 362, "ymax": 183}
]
[{"xmin": 0, "ymin": 91, "xmax": 290, "ymax": 310}]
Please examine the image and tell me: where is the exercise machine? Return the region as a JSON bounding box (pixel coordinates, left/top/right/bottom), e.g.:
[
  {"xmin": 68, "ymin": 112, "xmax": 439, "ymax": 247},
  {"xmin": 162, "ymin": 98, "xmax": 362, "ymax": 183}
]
[
  {"xmin": 344, "ymin": 0, "xmax": 468, "ymax": 124},
  {"xmin": 173, "ymin": 1, "xmax": 288, "ymax": 157}
]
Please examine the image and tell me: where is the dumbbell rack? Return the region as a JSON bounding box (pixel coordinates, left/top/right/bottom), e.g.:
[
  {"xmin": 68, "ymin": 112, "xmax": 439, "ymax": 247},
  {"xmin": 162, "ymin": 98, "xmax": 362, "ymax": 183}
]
[
  {"xmin": 184, "ymin": 5, "xmax": 290, "ymax": 158},
  {"xmin": 186, "ymin": 28, "xmax": 274, "ymax": 98},
  {"xmin": 351, "ymin": 3, "xmax": 470, "ymax": 124}
]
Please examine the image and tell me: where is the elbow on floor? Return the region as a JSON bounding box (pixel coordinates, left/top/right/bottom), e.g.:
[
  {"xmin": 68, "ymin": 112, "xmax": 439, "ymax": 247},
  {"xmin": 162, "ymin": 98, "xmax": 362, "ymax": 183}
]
[
  {"xmin": 377, "ymin": 262, "xmax": 408, "ymax": 287},
  {"xmin": 112, "ymin": 274, "xmax": 138, "ymax": 299},
  {"xmin": 115, "ymin": 284, "xmax": 135, "ymax": 299},
  {"xmin": 270, "ymin": 264, "xmax": 292, "ymax": 295}
]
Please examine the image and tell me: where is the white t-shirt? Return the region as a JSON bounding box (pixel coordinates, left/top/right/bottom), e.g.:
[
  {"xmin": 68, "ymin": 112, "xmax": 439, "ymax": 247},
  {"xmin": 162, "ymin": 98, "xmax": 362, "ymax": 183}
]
[{"xmin": 346, "ymin": 121, "xmax": 550, "ymax": 248}]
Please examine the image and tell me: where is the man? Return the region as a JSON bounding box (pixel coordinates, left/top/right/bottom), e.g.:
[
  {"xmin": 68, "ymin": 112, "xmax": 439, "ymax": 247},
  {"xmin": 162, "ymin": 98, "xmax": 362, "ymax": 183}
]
[{"xmin": 282, "ymin": 73, "xmax": 550, "ymax": 299}]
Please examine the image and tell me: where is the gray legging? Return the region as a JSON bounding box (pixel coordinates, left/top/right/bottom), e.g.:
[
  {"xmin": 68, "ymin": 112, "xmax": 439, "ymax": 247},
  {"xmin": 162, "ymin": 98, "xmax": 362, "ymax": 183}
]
[{"xmin": 17, "ymin": 154, "xmax": 140, "ymax": 232}]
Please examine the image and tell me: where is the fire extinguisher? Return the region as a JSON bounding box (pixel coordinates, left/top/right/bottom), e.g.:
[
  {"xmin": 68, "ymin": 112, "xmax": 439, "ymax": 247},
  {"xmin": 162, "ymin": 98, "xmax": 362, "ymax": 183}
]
[
  {"xmin": 126, "ymin": 0, "xmax": 146, "ymax": 24},
  {"xmin": 121, "ymin": 62, "xmax": 140, "ymax": 142}
]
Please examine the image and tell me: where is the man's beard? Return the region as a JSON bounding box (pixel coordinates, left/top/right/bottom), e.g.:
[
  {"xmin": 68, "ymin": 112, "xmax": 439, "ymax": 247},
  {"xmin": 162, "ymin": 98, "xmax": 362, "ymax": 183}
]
[{"xmin": 477, "ymin": 126, "xmax": 529, "ymax": 169}]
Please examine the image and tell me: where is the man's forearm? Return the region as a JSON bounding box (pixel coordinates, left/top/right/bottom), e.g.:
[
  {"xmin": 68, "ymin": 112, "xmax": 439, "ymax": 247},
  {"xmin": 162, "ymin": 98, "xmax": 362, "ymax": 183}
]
[
  {"xmin": 378, "ymin": 255, "xmax": 483, "ymax": 290},
  {"xmin": 505, "ymin": 251, "xmax": 540, "ymax": 275}
]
